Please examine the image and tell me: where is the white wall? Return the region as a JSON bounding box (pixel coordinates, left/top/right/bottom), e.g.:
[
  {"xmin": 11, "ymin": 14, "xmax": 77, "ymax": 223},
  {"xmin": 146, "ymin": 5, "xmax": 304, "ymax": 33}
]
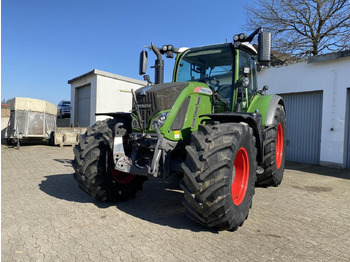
[
  {"xmin": 258, "ymin": 56, "xmax": 350, "ymax": 167},
  {"xmin": 69, "ymin": 70, "xmax": 146, "ymax": 127},
  {"xmin": 95, "ymin": 74, "xmax": 145, "ymax": 122}
]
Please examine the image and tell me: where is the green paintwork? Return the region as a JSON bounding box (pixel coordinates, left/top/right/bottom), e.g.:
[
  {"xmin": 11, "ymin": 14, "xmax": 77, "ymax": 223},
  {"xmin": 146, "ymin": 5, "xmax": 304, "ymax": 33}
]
[
  {"xmin": 232, "ymin": 49, "xmax": 240, "ymax": 111},
  {"xmin": 159, "ymin": 82, "xmax": 212, "ymax": 141},
  {"xmin": 247, "ymin": 94, "xmax": 273, "ymax": 126},
  {"xmin": 172, "ymin": 52, "xmax": 183, "ymax": 82},
  {"xmin": 133, "ymin": 82, "xmax": 213, "ymax": 141}
]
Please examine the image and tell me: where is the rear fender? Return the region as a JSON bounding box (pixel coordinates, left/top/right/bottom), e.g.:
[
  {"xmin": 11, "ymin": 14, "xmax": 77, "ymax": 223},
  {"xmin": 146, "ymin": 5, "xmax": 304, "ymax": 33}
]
[
  {"xmin": 265, "ymin": 95, "xmax": 285, "ymax": 126},
  {"xmin": 248, "ymin": 94, "xmax": 285, "ymax": 126}
]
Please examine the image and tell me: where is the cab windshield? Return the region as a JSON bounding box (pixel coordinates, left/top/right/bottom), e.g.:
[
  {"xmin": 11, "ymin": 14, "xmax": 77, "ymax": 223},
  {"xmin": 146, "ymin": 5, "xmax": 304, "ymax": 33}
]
[{"xmin": 176, "ymin": 45, "xmax": 234, "ymax": 110}]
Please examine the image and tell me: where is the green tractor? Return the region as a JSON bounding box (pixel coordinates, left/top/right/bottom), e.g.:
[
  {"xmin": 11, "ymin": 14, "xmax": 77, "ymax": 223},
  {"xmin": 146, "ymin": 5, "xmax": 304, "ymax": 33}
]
[{"xmin": 72, "ymin": 28, "xmax": 286, "ymax": 231}]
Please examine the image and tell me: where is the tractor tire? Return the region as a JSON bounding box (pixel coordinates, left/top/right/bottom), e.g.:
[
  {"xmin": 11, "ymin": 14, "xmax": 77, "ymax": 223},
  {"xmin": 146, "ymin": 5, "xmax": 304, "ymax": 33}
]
[
  {"xmin": 180, "ymin": 123, "xmax": 257, "ymax": 231},
  {"xmin": 256, "ymin": 105, "xmax": 287, "ymax": 187},
  {"xmin": 72, "ymin": 119, "xmax": 147, "ymax": 202}
]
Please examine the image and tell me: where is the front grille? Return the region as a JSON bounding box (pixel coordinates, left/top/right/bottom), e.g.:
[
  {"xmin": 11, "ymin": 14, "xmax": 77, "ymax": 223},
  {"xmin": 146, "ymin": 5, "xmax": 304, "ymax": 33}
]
[
  {"xmin": 137, "ymin": 91, "xmax": 157, "ymax": 129},
  {"xmin": 132, "ymin": 82, "xmax": 188, "ymax": 129}
]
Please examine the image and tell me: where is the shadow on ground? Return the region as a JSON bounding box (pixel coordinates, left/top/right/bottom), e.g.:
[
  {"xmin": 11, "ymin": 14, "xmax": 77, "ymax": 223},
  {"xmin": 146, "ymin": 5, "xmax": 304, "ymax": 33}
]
[
  {"xmin": 286, "ymin": 161, "xmax": 350, "ymax": 180},
  {"xmin": 117, "ymin": 174, "xmax": 213, "ymax": 232},
  {"xmin": 39, "ymin": 172, "xmax": 213, "ymax": 232},
  {"xmin": 39, "ymin": 173, "xmax": 94, "ymax": 204},
  {"xmin": 2, "ymin": 140, "xmax": 50, "ymax": 148},
  {"xmin": 53, "ymin": 159, "xmax": 73, "ymax": 168}
]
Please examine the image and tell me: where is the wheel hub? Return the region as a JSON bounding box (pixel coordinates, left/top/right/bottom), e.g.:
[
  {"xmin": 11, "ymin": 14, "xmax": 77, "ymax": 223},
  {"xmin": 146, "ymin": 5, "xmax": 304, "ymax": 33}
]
[{"xmin": 231, "ymin": 147, "xmax": 249, "ymax": 206}]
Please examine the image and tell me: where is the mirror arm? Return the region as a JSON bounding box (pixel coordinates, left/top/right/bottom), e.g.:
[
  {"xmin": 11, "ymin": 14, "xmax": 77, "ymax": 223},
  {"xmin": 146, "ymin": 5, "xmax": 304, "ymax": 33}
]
[{"xmin": 246, "ymin": 27, "xmax": 262, "ymax": 43}]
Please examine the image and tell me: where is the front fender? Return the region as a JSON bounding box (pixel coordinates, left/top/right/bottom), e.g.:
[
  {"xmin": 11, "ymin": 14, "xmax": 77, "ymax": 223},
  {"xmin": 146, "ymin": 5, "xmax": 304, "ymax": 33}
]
[{"xmin": 248, "ymin": 94, "xmax": 285, "ymax": 126}]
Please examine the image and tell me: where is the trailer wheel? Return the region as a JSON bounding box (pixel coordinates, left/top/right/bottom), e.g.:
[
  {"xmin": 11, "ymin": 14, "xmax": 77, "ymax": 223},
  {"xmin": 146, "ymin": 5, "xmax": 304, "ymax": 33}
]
[
  {"xmin": 47, "ymin": 131, "xmax": 55, "ymax": 146},
  {"xmin": 257, "ymin": 105, "xmax": 286, "ymax": 187},
  {"xmin": 180, "ymin": 123, "xmax": 257, "ymax": 231},
  {"xmin": 6, "ymin": 138, "xmax": 15, "ymax": 146},
  {"xmin": 72, "ymin": 119, "xmax": 147, "ymax": 202}
]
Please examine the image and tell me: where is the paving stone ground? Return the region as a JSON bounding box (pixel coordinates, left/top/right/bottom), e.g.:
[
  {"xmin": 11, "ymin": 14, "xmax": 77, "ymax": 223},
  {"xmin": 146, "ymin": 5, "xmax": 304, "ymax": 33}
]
[{"xmin": 2, "ymin": 144, "xmax": 350, "ymax": 261}]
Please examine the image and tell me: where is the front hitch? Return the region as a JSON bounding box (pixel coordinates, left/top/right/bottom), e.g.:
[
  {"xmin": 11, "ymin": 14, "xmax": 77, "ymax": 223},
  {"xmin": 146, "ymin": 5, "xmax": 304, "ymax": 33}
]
[
  {"xmin": 112, "ymin": 123, "xmax": 163, "ymax": 177},
  {"xmin": 112, "ymin": 123, "xmax": 148, "ymax": 176}
]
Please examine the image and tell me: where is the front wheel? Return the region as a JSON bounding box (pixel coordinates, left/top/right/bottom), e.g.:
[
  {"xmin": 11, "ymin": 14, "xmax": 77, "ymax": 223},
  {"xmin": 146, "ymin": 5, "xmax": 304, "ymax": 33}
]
[
  {"xmin": 180, "ymin": 123, "xmax": 257, "ymax": 231},
  {"xmin": 256, "ymin": 105, "xmax": 287, "ymax": 187},
  {"xmin": 72, "ymin": 119, "xmax": 147, "ymax": 202}
]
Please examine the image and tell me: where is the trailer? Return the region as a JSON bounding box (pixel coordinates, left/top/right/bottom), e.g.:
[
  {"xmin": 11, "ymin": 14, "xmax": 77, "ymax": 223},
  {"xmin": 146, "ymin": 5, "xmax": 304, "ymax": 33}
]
[{"xmin": 5, "ymin": 97, "xmax": 57, "ymax": 147}]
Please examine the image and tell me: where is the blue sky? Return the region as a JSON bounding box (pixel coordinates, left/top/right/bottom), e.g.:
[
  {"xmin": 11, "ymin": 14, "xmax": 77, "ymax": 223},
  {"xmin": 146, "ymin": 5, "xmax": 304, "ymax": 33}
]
[{"xmin": 2, "ymin": 0, "xmax": 248, "ymax": 105}]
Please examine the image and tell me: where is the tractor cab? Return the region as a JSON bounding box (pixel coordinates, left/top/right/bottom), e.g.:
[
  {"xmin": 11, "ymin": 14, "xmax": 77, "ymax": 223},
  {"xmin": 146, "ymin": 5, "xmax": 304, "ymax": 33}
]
[{"xmin": 174, "ymin": 42, "xmax": 259, "ymax": 113}]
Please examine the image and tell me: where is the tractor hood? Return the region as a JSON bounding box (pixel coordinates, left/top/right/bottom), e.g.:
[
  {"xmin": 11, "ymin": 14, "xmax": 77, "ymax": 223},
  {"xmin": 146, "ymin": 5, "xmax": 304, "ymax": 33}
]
[{"xmin": 132, "ymin": 82, "xmax": 189, "ymax": 128}]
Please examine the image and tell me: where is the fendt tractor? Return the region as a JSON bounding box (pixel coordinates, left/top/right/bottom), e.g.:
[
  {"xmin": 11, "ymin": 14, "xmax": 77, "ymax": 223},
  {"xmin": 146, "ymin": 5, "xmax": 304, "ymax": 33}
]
[{"xmin": 73, "ymin": 28, "xmax": 287, "ymax": 231}]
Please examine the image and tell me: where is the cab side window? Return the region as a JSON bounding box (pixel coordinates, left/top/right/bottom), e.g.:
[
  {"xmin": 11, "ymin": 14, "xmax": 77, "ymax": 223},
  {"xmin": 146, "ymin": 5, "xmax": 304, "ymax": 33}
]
[{"xmin": 238, "ymin": 50, "xmax": 257, "ymax": 95}]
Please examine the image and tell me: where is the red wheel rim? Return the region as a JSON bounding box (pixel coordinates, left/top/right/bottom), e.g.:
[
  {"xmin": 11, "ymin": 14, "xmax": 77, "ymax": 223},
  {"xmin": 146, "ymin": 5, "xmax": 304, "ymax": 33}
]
[
  {"xmin": 110, "ymin": 169, "xmax": 136, "ymax": 184},
  {"xmin": 109, "ymin": 155, "xmax": 136, "ymax": 184},
  {"xmin": 276, "ymin": 123, "xmax": 283, "ymax": 169},
  {"xmin": 231, "ymin": 147, "xmax": 249, "ymax": 206}
]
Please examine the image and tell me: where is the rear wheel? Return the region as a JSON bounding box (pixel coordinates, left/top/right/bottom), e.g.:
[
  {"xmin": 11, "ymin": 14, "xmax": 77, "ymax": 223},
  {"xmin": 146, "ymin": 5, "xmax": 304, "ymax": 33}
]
[
  {"xmin": 180, "ymin": 123, "xmax": 257, "ymax": 231},
  {"xmin": 72, "ymin": 119, "xmax": 147, "ymax": 202},
  {"xmin": 47, "ymin": 131, "xmax": 55, "ymax": 146},
  {"xmin": 257, "ymin": 105, "xmax": 286, "ymax": 187}
]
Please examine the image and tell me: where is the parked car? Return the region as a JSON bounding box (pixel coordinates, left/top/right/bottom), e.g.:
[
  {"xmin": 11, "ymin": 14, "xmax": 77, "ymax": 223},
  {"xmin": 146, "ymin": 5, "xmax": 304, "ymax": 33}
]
[{"xmin": 57, "ymin": 100, "xmax": 71, "ymax": 118}]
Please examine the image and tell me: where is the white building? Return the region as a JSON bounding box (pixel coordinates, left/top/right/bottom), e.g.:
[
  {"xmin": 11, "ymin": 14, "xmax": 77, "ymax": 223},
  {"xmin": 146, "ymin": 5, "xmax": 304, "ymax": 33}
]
[
  {"xmin": 68, "ymin": 69, "xmax": 146, "ymax": 127},
  {"xmin": 258, "ymin": 50, "xmax": 350, "ymax": 168}
]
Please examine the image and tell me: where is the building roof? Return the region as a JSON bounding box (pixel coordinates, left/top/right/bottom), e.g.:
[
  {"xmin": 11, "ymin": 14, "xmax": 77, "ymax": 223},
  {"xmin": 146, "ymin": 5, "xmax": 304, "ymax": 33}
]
[
  {"xmin": 68, "ymin": 69, "xmax": 146, "ymax": 85},
  {"xmin": 267, "ymin": 49, "xmax": 350, "ymax": 67},
  {"xmin": 307, "ymin": 50, "xmax": 350, "ymax": 64}
]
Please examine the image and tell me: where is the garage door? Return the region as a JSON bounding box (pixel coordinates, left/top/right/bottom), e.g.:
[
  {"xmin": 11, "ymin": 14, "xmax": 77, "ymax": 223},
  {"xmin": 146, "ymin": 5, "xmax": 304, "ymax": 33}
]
[
  {"xmin": 347, "ymin": 88, "xmax": 350, "ymax": 169},
  {"xmin": 75, "ymin": 85, "xmax": 91, "ymax": 127},
  {"xmin": 280, "ymin": 91, "xmax": 323, "ymax": 165}
]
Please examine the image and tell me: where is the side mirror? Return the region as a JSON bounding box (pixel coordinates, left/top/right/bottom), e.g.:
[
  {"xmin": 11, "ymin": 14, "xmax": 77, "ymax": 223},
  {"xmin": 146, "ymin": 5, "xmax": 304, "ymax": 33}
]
[
  {"xmin": 258, "ymin": 32, "xmax": 271, "ymax": 66},
  {"xmin": 139, "ymin": 50, "xmax": 148, "ymax": 75}
]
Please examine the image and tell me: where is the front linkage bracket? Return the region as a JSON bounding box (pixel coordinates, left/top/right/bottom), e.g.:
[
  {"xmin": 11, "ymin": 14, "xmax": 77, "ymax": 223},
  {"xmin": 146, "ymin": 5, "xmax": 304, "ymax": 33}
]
[
  {"xmin": 112, "ymin": 123, "xmax": 175, "ymax": 178},
  {"xmin": 112, "ymin": 123, "xmax": 148, "ymax": 176}
]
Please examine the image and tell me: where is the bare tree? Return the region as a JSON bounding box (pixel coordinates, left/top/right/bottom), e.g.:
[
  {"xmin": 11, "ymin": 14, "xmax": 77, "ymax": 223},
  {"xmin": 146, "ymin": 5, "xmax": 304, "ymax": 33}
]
[{"xmin": 244, "ymin": 0, "xmax": 350, "ymax": 58}]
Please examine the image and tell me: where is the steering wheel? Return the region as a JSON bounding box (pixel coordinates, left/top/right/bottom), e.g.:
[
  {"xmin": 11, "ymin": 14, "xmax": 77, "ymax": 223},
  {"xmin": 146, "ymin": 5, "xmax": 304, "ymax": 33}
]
[{"xmin": 200, "ymin": 77, "xmax": 220, "ymax": 92}]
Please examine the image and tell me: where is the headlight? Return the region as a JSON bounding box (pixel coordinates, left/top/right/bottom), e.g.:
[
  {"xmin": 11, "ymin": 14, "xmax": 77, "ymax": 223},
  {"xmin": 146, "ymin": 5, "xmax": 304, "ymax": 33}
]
[{"xmin": 152, "ymin": 112, "xmax": 169, "ymax": 130}]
